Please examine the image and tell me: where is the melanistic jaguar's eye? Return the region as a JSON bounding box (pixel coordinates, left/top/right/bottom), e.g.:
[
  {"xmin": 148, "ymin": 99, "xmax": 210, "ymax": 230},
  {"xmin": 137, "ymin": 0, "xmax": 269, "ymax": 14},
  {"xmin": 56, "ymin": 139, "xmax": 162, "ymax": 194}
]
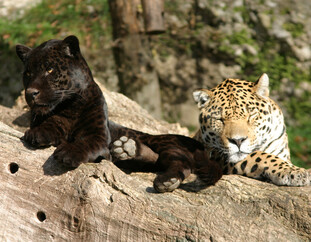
[
  {"xmin": 46, "ymin": 67, "xmax": 54, "ymax": 74},
  {"xmin": 25, "ymin": 71, "xmax": 31, "ymax": 77}
]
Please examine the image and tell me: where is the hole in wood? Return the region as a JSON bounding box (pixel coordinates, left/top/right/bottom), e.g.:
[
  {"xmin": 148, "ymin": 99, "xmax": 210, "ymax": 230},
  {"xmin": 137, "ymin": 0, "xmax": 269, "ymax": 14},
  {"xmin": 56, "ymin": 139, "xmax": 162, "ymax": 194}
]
[
  {"xmin": 37, "ymin": 211, "xmax": 46, "ymax": 222},
  {"xmin": 9, "ymin": 163, "xmax": 19, "ymax": 174}
]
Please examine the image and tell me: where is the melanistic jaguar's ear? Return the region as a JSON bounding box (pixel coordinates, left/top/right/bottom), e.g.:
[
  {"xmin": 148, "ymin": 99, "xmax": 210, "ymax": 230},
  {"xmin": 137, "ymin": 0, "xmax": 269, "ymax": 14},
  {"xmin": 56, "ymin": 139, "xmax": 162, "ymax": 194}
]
[
  {"xmin": 62, "ymin": 35, "xmax": 81, "ymax": 57},
  {"xmin": 16, "ymin": 44, "xmax": 32, "ymax": 63},
  {"xmin": 254, "ymin": 73, "xmax": 270, "ymax": 97},
  {"xmin": 193, "ymin": 89, "xmax": 212, "ymax": 108}
]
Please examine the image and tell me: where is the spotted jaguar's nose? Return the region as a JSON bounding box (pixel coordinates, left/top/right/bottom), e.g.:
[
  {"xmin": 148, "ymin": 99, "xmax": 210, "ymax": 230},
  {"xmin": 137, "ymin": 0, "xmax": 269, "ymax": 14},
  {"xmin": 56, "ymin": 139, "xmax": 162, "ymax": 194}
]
[
  {"xmin": 25, "ymin": 88, "xmax": 40, "ymax": 101},
  {"xmin": 227, "ymin": 137, "xmax": 248, "ymax": 149}
]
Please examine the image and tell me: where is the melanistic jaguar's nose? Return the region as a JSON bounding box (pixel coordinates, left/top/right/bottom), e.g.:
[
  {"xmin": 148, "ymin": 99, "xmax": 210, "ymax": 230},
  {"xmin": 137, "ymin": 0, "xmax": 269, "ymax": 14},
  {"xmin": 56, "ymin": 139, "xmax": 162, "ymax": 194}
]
[
  {"xmin": 228, "ymin": 137, "xmax": 248, "ymax": 149},
  {"xmin": 26, "ymin": 88, "xmax": 40, "ymax": 100}
]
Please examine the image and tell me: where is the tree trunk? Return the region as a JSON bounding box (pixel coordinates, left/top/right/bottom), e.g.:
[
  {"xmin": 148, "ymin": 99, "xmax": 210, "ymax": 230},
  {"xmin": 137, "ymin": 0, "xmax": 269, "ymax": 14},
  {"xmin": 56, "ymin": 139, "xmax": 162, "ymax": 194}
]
[
  {"xmin": 141, "ymin": 0, "xmax": 165, "ymax": 34},
  {"xmin": 108, "ymin": 0, "xmax": 162, "ymax": 119},
  {"xmin": 0, "ymin": 85, "xmax": 311, "ymax": 241}
]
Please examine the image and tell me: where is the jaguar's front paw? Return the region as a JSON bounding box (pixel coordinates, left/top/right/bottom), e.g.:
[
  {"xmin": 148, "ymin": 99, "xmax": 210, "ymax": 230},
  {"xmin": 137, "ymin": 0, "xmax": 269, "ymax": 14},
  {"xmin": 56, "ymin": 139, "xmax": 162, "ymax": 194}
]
[
  {"xmin": 53, "ymin": 143, "xmax": 87, "ymax": 168},
  {"xmin": 23, "ymin": 127, "xmax": 58, "ymax": 148},
  {"xmin": 111, "ymin": 136, "xmax": 136, "ymax": 160},
  {"xmin": 271, "ymin": 168, "xmax": 311, "ymax": 186},
  {"xmin": 153, "ymin": 174, "xmax": 181, "ymax": 193}
]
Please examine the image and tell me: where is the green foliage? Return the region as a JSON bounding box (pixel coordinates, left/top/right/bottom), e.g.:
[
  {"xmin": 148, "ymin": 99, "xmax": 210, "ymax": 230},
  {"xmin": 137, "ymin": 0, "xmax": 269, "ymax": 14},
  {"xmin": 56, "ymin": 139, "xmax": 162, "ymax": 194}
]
[
  {"xmin": 282, "ymin": 22, "xmax": 304, "ymax": 38},
  {"xmin": 229, "ymin": 29, "xmax": 255, "ymax": 46},
  {"xmin": 233, "ymin": 6, "xmax": 250, "ymax": 23},
  {"xmin": 287, "ymin": 124, "xmax": 311, "ymax": 168},
  {"xmin": 164, "ymin": 0, "xmax": 184, "ymax": 19},
  {"xmin": 250, "ymin": 51, "xmax": 308, "ymax": 87},
  {"xmin": 0, "ymin": 0, "xmax": 111, "ymax": 49},
  {"xmin": 219, "ymin": 29, "xmax": 259, "ymax": 68}
]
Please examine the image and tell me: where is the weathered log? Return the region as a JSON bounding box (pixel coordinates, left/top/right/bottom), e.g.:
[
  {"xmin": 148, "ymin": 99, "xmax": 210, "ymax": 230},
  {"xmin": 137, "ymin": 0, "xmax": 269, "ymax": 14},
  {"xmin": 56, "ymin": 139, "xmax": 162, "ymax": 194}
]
[{"xmin": 0, "ymin": 86, "xmax": 310, "ymax": 241}]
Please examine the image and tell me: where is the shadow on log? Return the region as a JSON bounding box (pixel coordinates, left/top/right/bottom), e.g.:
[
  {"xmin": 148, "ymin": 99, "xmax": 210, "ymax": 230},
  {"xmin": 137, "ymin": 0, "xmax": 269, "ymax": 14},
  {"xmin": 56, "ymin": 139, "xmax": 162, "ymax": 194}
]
[{"xmin": 0, "ymin": 85, "xmax": 310, "ymax": 241}]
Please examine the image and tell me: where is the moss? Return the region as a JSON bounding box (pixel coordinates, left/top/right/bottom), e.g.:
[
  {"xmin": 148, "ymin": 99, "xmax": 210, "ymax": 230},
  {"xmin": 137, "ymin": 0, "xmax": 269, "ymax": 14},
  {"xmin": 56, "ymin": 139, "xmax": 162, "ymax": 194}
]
[
  {"xmin": 280, "ymin": 7, "xmax": 291, "ymax": 15},
  {"xmin": 230, "ymin": 29, "xmax": 256, "ymax": 46},
  {"xmin": 282, "ymin": 22, "xmax": 304, "ymax": 38},
  {"xmin": 164, "ymin": 0, "xmax": 185, "ymax": 19},
  {"xmin": 218, "ymin": 29, "xmax": 259, "ymax": 68},
  {"xmin": 233, "ymin": 6, "xmax": 250, "ymax": 23}
]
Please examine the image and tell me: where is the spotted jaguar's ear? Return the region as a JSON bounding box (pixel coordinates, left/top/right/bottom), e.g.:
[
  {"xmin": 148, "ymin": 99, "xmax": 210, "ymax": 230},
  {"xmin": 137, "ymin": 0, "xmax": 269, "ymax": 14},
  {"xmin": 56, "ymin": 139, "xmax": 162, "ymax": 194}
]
[
  {"xmin": 16, "ymin": 44, "xmax": 32, "ymax": 63},
  {"xmin": 193, "ymin": 89, "xmax": 212, "ymax": 108},
  {"xmin": 254, "ymin": 73, "xmax": 270, "ymax": 97},
  {"xmin": 62, "ymin": 35, "xmax": 81, "ymax": 57}
]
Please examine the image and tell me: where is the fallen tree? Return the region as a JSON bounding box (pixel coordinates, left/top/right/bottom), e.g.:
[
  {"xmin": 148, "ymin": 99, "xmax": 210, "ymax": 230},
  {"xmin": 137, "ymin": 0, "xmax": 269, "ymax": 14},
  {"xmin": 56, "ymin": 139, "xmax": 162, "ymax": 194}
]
[{"xmin": 0, "ymin": 86, "xmax": 310, "ymax": 241}]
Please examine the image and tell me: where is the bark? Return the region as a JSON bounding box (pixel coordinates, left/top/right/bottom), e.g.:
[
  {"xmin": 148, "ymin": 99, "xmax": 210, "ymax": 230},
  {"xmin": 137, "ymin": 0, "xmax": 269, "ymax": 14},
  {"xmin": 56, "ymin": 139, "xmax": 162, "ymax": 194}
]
[
  {"xmin": 0, "ymin": 86, "xmax": 310, "ymax": 241},
  {"xmin": 108, "ymin": 0, "xmax": 162, "ymax": 119}
]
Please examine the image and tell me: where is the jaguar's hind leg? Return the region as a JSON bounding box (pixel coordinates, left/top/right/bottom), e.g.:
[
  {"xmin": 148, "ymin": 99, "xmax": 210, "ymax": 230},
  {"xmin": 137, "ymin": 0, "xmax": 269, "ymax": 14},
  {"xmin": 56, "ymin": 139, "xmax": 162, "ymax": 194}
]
[
  {"xmin": 153, "ymin": 166, "xmax": 191, "ymax": 192},
  {"xmin": 111, "ymin": 137, "xmax": 192, "ymax": 192},
  {"xmin": 153, "ymin": 153, "xmax": 192, "ymax": 193}
]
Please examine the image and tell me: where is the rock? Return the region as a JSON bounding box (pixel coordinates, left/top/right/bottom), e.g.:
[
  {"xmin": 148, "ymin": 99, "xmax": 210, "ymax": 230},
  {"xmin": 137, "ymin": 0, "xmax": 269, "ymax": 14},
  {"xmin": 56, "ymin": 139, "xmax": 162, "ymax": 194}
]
[
  {"xmin": 198, "ymin": 58, "xmax": 241, "ymax": 87},
  {"xmin": 257, "ymin": 12, "xmax": 271, "ymax": 29},
  {"xmin": 0, "ymin": 87, "xmax": 310, "ymax": 241},
  {"xmin": 291, "ymin": 45, "xmax": 311, "ymax": 61},
  {"xmin": 0, "ymin": 0, "xmax": 41, "ymax": 19}
]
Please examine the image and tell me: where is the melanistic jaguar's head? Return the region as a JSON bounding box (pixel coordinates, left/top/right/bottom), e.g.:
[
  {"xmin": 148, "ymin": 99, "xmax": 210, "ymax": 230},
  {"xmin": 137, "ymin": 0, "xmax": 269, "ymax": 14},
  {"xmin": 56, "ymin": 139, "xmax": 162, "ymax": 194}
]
[{"xmin": 16, "ymin": 35, "xmax": 92, "ymax": 115}]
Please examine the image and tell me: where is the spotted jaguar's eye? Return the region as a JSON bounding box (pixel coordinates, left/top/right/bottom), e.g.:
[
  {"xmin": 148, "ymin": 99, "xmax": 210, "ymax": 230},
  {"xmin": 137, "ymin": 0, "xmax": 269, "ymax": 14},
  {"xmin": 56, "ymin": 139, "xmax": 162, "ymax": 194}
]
[
  {"xmin": 248, "ymin": 109, "xmax": 259, "ymax": 122},
  {"xmin": 46, "ymin": 67, "xmax": 54, "ymax": 74},
  {"xmin": 216, "ymin": 118, "xmax": 224, "ymax": 124}
]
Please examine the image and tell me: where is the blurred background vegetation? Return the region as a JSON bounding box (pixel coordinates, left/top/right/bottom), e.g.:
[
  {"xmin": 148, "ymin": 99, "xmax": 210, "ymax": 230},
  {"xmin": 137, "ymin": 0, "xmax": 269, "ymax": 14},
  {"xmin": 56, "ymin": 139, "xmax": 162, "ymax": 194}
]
[{"xmin": 0, "ymin": 0, "xmax": 310, "ymax": 168}]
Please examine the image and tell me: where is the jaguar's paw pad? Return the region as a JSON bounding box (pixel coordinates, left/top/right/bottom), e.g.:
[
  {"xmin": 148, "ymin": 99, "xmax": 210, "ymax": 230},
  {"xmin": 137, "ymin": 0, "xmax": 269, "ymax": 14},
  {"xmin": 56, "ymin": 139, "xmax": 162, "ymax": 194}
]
[
  {"xmin": 112, "ymin": 136, "xmax": 136, "ymax": 160},
  {"xmin": 154, "ymin": 177, "xmax": 181, "ymax": 193}
]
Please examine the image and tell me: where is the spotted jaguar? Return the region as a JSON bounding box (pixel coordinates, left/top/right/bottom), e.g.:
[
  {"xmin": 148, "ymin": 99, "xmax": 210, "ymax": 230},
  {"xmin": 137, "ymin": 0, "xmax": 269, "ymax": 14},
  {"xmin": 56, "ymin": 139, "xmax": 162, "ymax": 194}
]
[{"xmin": 192, "ymin": 74, "xmax": 310, "ymax": 186}]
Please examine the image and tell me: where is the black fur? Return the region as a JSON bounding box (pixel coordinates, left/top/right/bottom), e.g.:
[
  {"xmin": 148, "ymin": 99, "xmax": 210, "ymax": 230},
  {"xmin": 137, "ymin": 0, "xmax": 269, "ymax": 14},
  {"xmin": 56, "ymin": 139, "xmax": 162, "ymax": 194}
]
[{"xmin": 16, "ymin": 36, "xmax": 222, "ymax": 192}]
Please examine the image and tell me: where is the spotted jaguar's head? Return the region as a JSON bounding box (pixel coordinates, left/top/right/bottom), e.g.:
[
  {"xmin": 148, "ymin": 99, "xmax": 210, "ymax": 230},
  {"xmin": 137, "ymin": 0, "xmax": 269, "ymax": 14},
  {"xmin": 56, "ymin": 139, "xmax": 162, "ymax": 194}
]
[{"xmin": 193, "ymin": 74, "xmax": 286, "ymax": 163}]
